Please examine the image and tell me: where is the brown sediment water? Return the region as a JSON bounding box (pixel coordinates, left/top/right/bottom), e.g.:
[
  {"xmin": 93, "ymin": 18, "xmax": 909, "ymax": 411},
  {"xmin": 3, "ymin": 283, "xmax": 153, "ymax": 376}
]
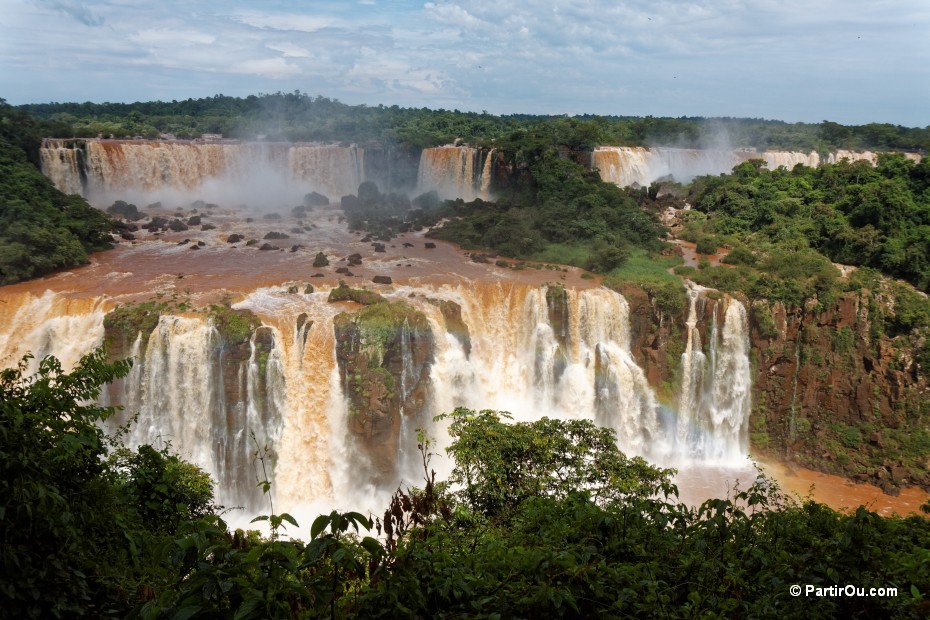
[
  {"xmin": 674, "ymin": 462, "xmax": 929, "ymax": 517},
  {"xmin": 671, "ymin": 239, "xmax": 730, "ymax": 269},
  {"xmin": 759, "ymin": 460, "xmax": 930, "ymax": 517},
  {"xmin": 0, "ymin": 204, "xmax": 595, "ymax": 304}
]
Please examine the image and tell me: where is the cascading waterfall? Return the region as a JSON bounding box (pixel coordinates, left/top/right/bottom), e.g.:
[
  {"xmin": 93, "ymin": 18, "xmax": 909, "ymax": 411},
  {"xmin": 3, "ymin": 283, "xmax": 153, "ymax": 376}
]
[
  {"xmin": 591, "ymin": 146, "xmax": 921, "ymax": 188},
  {"xmin": 675, "ymin": 286, "xmax": 751, "ymax": 464},
  {"xmin": 40, "ymin": 140, "xmax": 920, "ymax": 204},
  {"xmin": 39, "ymin": 140, "xmax": 367, "ymax": 205},
  {"xmin": 416, "ymin": 146, "xmax": 494, "ymax": 200},
  {"xmin": 0, "ymin": 282, "xmax": 752, "ymax": 520},
  {"xmin": 0, "ymin": 290, "xmax": 106, "ymax": 373},
  {"xmin": 104, "ymin": 315, "xmax": 286, "ymax": 514}
]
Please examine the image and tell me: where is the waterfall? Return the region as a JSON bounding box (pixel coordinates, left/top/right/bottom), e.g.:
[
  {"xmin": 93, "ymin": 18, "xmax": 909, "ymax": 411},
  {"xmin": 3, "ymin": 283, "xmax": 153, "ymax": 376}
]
[
  {"xmin": 0, "ymin": 283, "xmax": 753, "ymax": 520},
  {"xmin": 591, "ymin": 146, "xmax": 921, "ymax": 188},
  {"xmin": 39, "ymin": 139, "xmax": 366, "ymax": 206},
  {"xmin": 416, "ymin": 146, "xmax": 491, "ymax": 200},
  {"xmin": 675, "ymin": 287, "xmax": 751, "ymax": 464}
]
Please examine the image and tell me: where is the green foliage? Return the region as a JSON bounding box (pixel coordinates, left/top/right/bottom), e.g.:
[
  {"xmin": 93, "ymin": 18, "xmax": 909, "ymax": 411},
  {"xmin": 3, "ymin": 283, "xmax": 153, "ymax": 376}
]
[
  {"xmin": 752, "ymin": 301, "xmax": 781, "ymax": 339},
  {"xmin": 583, "ymin": 237, "xmax": 630, "ymax": 273},
  {"xmin": 437, "ymin": 408, "xmax": 676, "ymax": 521},
  {"xmin": 689, "ymin": 154, "xmax": 930, "ymax": 294},
  {"xmin": 207, "ymin": 303, "xmax": 260, "ymax": 346},
  {"xmin": 19, "ymin": 93, "xmax": 930, "ymax": 151},
  {"xmin": 0, "ymin": 350, "xmax": 218, "ymax": 618},
  {"xmin": 0, "ymin": 350, "xmax": 130, "ymax": 617},
  {"xmin": 110, "ymin": 444, "xmax": 217, "ymax": 534},
  {"xmin": 327, "ymin": 283, "xmax": 386, "ymax": 305},
  {"xmin": 0, "ymin": 102, "xmax": 113, "ymax": 285},
  {"xmin": 832, "ymin": 326, "xmax": 855, "ymax": 353},
  {"xmin": 695, "ymin": 234, "xmax": 718, "ymax": 254},
  {"xmin": 602, "ymin": 249, "xmax": 688, "ymax": 317},
  {"xmin": 312, "ymin": 251, "xmax": 329, "ymax": 267}
]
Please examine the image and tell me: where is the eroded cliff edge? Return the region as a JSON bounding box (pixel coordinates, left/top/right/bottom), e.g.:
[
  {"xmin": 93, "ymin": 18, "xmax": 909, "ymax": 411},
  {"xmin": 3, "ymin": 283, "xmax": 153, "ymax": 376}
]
[{"xmin": 619, "ymin": 283, "xmax": 930, "ymax": 493}]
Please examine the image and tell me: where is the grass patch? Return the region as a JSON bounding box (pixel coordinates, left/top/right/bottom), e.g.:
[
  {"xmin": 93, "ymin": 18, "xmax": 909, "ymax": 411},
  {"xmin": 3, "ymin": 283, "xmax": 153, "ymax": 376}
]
[
  {"xmin": 527, "ymin": 242, "xmax": 592, "ymax": 268},
  {"xmin": 602, "ymin": 250, "xmax": 687, "ymax": 317}
]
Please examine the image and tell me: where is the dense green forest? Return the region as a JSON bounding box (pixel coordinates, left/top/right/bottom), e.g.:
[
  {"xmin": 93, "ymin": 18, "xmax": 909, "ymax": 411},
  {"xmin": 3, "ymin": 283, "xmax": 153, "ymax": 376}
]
[
  {"xmin": 19, "ymin": 91, "xmax": 930, "ymax": 152},
  {"xmin": 671, "ymin": 154, "xmax": 930, "ymax": 300},
  {"xmin": 0, "ymin": 99, "xmax": 113, "ymax": 284},
  {"xmin": 3, "ymin": 351, "xmax": 930, "ymax": 619}
]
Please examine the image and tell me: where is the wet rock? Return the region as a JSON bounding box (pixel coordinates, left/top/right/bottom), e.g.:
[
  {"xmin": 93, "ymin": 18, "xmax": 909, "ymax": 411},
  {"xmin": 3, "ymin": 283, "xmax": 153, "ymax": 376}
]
[
  {"xmin": 227, "ymin": 234, "xmax": 245, "ymax": 243},
  {"xmin": 201, "ymin": 224, "xmax": 216, "ymax": 231},
  {"xmin": 197, "ymin": 240, "xmax": 205, "ymax": 246},
  {"xmin": 424, "ymin": 242, "xmax": 436, "ymax": 249},
  {"xmin": 304, "ymin": 191, "xmax": 329, "ymax": 206},
  {"xmin": 311, "ymin": 273, "xmax": 325, "ymax": 278},
  {"xmin": 304, "ymin": 283, "xmax": 314, "ymax": 294},
  {"xmin": 177, "ymin": 239, "xmax": 190, "ymax": 246},
  {"xmin": 264, "ymin": 231, "xmax": 289, "ymax": 240},
  {"xmin": 168, "ymin": 219, "xmax": 189, "ymax": 232},
  {"xmin": 334, "ymin": 300, "xmax": 433, "ymax": 481},
  {"xmin": 290, "ymin": 245, "xmax": 303, "ymax": 252},
  {"xmin": 107, "ymin": 200, "xmax": 144, "ymax": 221},
  {"xmin": 328, "ymin": 283, "xmax": 384, "ymax": 305},
  {"xmin": 403, "ymin": 242, "xmax": 414, "ymax": 248},
  {"xmin": 313, "ymin": 252, "xmax": 329, "ymax": 268},
  {"xmin": 143, "ymin": 216, "xmax": 169, "ymax": 231},
  {"xmin": 335, "ymin": 267, "xmax": 351, "ymax": 274},
  {"xmin": 347, "ymin": 253, "xmax": 363, "ymax": 266},
  {"xmin": 373, "ymin": 243, "xmax": 386, "ymax": 252},
  {"xmin": 427, "ymin": 298, "xmax": 471, "ymax": 357},
  {"xmin": 259, "ymin": 243, "xmax": 276, "ymax": 251},
  {"xmin": 372, "ymin": 275, "xmax": 393, "ymax": 285}
]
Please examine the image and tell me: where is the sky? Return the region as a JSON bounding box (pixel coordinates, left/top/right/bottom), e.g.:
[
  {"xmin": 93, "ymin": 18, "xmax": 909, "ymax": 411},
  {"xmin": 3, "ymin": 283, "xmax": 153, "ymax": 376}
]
[{"xmin": 1, "ymin": 0, "xmax": 928, "ymax": 126}]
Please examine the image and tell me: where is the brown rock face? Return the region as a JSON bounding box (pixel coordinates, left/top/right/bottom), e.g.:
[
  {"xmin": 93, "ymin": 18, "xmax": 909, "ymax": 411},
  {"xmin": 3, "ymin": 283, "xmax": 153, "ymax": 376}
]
[
  {"xmin": 616, "ymin": 284, "xmax": 688, "ymax": 401},
  {"xmin": 747, "ymin": 292, "xmax": 930, "ymax": 490},
  {"xmin": 427, "ymin": 298, "xmax": 471, "ymax": 357},
  {"xmin": 333, "ymin": 301, "xmax": 434, "ymax": 481}
]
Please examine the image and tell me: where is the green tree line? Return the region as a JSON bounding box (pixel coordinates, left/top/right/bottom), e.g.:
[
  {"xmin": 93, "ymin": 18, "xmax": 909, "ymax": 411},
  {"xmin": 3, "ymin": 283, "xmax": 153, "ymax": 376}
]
[
  {"xmin": 0, "ymin": 99, "xmax": 113, "ymax": 284},
  {"xmin": 18, "ymin": 91, "xmax": 930, "ymax": 152}
]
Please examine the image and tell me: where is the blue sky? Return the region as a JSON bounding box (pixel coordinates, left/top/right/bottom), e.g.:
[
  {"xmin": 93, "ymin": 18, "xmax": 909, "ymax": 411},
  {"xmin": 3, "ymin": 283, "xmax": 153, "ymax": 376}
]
[{"xmin": 1, "ymin": 0, "xmax": 928, "ymax": 126}]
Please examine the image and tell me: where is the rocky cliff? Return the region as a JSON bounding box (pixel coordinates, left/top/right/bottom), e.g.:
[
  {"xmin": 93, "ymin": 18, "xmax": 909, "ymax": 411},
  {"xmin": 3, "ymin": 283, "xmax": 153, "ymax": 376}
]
[
  {"xmin": 333, "ymin": 296, "xmax": 434, "ymax": 481},
  {"xmin": 619, "ymin": 283, "xmax": 930, "ymax": 492},
  {"xmin": 747, "ymin": 292, "xmax": 930, "ymax": 492}
]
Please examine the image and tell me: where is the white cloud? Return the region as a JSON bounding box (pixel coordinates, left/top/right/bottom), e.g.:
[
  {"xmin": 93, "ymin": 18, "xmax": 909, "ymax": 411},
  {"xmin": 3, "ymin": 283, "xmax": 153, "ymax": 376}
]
[
  {"xmin": 0, "ymin": 0, "xmax": 927, "ymax": 124},
  {"xmin": 266, "ymin": 42, "xmax": 312, "ymax": 58},
  {"xmin": 233, "ymin": 12, "xmax": 343, "ymax": 33},
  {"xmin": 133, "ymin": 28, "xmax": 216, "ymax": 46},
  {"xmin": 232, "ymin": 57, "xmax": 301, "ymax": 78}
]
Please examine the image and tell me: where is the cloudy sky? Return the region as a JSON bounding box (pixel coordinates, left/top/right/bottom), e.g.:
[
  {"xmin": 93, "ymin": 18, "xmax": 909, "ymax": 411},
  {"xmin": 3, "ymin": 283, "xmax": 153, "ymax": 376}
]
[{"xmin": 1, "ymin": 0, "xmax": 927, "ymax": 126}]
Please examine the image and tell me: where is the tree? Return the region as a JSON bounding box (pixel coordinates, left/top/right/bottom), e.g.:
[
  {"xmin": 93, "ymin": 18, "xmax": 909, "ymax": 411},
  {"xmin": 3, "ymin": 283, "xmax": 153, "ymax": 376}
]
[
  {"xmin": 437, "ymin": 408, "xmax": 675, "ymax": 521},
  {"xmin": 0, "ymin": 350, "xmax": 217, "ymax": 617}
]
